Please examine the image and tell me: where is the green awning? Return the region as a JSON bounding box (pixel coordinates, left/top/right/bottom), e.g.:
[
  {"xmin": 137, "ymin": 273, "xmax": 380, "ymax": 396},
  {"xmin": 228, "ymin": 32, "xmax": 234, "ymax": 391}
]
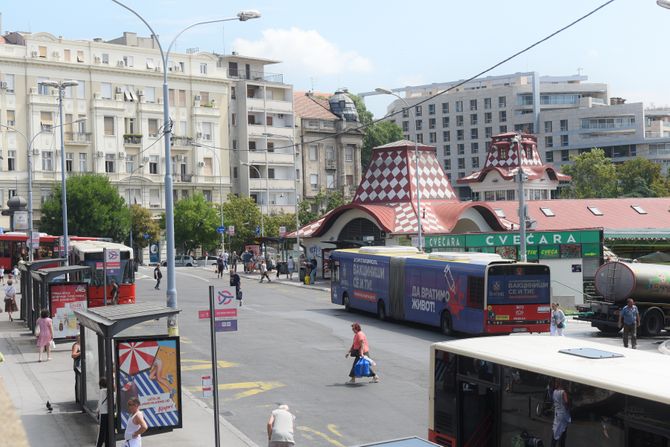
[{"xmin": 605, "ymin": 231, "xmax": 670, "ymax": 240}]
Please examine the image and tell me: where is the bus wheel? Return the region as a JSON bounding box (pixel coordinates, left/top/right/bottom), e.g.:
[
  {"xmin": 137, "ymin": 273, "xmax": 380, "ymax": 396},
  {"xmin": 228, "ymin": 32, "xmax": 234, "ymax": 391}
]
[
  {"xmin": 641, "ymin": 308, "xmax": 664, "ymax": 337},
  {"xmin": 440, "ymin": 312, "xmax": 453, "ymax": 337},
  {"xmin": 377, "ymin": 301, "xmax": 387, "ymax": 321},
  {"xmin": 343, "ymin": 293, "xmax": 351, "ymax": 311}
]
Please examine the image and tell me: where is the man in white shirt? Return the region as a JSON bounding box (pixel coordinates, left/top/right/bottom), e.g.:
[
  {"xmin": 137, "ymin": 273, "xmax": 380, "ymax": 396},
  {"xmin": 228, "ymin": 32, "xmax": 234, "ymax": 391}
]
[{"xmin": 267, "ymin": 404, "xmax": 295, "ymax": 446}]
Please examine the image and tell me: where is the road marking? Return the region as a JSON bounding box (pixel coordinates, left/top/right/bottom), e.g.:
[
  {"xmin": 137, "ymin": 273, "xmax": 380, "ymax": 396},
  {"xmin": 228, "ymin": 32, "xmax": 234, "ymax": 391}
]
[
  {"xmin": 185, "ymin": 381, "xmax": 285, "ymax": 400},
  {"xmin": 180, "ymin": 359, "xmax": 238, "ymax": 371},
  {"xmin": 297, "ymin": 426, "xmax": 346, "ymax": 447},
  {"xmin": 327, "ymin": 424, "xmax": 343, "ymax": 437},
  {"xmin": 180, "ymin": 337, "xmax": 192, "ymax": 344}
]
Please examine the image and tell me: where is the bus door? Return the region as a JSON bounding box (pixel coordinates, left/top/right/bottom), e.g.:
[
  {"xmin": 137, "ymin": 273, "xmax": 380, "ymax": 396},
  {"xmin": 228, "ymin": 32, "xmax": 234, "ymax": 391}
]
[
  {"xmin": 330, "ymin": 260, "xmax": 340, "ymax": 304},
  {"xmin": 458, "ymin": 380, "xmax": 497, "ymax": 447}
]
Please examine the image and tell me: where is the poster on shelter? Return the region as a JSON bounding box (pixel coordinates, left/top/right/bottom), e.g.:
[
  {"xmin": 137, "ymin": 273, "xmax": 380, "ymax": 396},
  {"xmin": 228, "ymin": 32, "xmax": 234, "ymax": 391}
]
[
  {"xmin": 115, "ymin": 336, "xmax": 182, "ymax": 432},
  {"xmin": 48, "ymin": 283, "xmax": 87, "ymax": 339}
]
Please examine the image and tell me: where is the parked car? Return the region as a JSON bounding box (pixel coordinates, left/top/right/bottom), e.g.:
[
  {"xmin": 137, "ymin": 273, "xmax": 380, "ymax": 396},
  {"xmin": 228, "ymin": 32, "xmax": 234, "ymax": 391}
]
[
  {"xmin": 197, "ymin": 255, "xmax": 219, "ymax": 267},
  {"xmin": 162, "ymin": 256, "xmax": 197, "ymax": 267}
]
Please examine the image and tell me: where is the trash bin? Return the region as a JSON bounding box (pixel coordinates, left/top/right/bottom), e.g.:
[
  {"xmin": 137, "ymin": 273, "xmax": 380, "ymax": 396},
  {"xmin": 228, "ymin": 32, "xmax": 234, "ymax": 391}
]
[{"xmin": 299, "ymin": 266, "xmax": 307, "ymax": 283}]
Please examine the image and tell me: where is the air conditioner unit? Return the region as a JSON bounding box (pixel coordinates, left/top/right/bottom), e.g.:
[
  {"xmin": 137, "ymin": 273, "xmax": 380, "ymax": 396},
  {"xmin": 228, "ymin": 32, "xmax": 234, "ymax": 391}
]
[
  {"xmin": 96, "ymin": 151, "xmax": 104, "ymax": 158},
  {"xmin": 93, "ymin": 56, "xmax": 101, "ymax": 64},
  {"xmin": 117, "ymin": 60, "xmax": 125, "ymax": 67},
  {"xmin": 197, "ymin": 161, "xmax": 205, "ymax": 167},
  {"xmin": 142, "ymin": 156, "xmax": 150, "ymax": 163},
  {"xmin": 32, "ymin": 149, "xmax": 40, "ymax": 156},
  {"xmin": 137, "ymin": 89, "xmax": 144, "ymax": 96},
  {"xmin": 118, "ymin": 152, "xmax": 126, "ymax": 159},
  {"xmin": 31, "ymin": 51, "xmax": 38, "ymax": 58},
  {"xmin": 194, "ymin": 95, "xmax": 201, "ymax": 101}
]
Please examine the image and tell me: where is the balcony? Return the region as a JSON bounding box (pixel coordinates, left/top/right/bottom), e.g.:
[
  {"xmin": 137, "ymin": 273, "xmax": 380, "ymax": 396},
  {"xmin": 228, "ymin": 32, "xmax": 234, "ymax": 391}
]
[
  {"xmin": 123, "ymin": 134, "xmax": 143, "ymax": 145},
  {"xmin": 229, "ymin": 70, "xmax": 284, "ymax": 84},
  {"xmin": 65, "ymin": 132, "xmax": 91, "ymax": 145},
  {"xmin": 171, "ymin": 135, "xmax": 193, "ymax": 147},
  {"xmin": 173, "ymin": 174, "xmax": 193, "ymax": 183}
]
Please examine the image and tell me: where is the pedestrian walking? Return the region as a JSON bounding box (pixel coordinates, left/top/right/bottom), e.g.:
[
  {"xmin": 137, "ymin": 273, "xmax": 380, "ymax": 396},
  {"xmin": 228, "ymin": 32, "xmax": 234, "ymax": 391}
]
[
  {"xmin": 4, "ymin": 279, "xmax": 18, "ymax": 321},
  {"xmin": 345, "ymin": 322, "xmax": 379, "ymax": 384},
  {"xmin": 309, "ymin": 258, "xmax": 317, "ymax": 285},
  {"xmin": 287, "ymin": 256, "xmax": 295, "ymax": 280},
  {"xmin": 231, "ymin": 251, "xmax": 238, "ymax": 273},
  {"xmin": 11, "ymin": 265, "xmax": 19, "ymax": 281},
  {"xmin": 551, "ymin": 379, "xmax": 571, "ymax": 447},
  {"xmin": 36, "ymin": 309, "xmax": 54, "ymax": 362},
  {"xmin": 267, "ymin": 404, "xmax": 296, "ymax": 447},
  {"xmin": 124, "ymin": 397, "xmax": 148, "ymax": 447},
  {"xmin": 153, "ymin": 265, "xmax": 162, "ymax": 290},
  {"xmin": 259, "ymin": 259, "xmax": 272, "ymax": 283},
  {"xmin": 223, "ymin": 252, "xmax": 229, "ymax": 271},
  {"xmin": 216, "ymin": 255, "xmax": 224, "ymax": 278},
  {"xmin": 0, "ymin": 265, "xmax": 5, "ymax": 285},
  {"xmin": 230, "ymin": 271, "xmax": 242, "ymax": 306},
  {"xmin": 618, "ymin": 298, "xmax": 640, "ymax": 349},
  {"xmin": 110, "ymin": 279, "xmax": 120, "ymax": 305},
  {"xmin": 72, "ymin": 335, "xmax": 82, "ymax": 403},
  {"xmin": 96, "ymin": 377, "xmax": 110, "ymax": 447},
  {"xmin": 551, "ymin": 303, "xmax": 566, "ymax": 336}
]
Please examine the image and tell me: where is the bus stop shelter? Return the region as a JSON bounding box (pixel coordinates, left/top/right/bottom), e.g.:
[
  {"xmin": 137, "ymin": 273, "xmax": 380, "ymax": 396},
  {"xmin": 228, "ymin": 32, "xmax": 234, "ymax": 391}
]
[
  {"xmin": 353, "ymin": 437, "xmax": 440, "ymax": 447},
  {"xmin": 17, "ymin": 258, "xmax": 66, "ymax": 328},
  {"xmin": 74, "ymin": 303, "xmax": 181, "ymax": 446}
]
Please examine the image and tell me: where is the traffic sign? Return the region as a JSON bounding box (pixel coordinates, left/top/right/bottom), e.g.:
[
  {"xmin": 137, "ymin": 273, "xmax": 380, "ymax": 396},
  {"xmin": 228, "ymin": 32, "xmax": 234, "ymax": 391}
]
[
  {"xmin": 216, "ymin": 225, "xmax": 226, "ymax": 234},
  {"xmin": 255, "ymin": 226, "xmax": 261, "ymax": 236},
  {"xmin": 198, "ymin": 308, "xmax": 237, "ymax": 320},
  {"xmin": 214, "ymin": 320, "xmax": 237, "ymax": 332},
  {"xmin": 143, "ymin": 233, "xmax": 151, "ymax": 239},
  {"xmin": 279, "ymin": 226, "xmax": 286, "ymax": 237}
]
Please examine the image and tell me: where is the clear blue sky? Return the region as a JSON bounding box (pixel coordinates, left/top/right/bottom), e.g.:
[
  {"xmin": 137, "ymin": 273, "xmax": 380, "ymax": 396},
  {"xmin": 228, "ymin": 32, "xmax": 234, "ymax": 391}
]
[{"xmin": 2, "ymin": 0, "xmax": 666, "ymax": 117}]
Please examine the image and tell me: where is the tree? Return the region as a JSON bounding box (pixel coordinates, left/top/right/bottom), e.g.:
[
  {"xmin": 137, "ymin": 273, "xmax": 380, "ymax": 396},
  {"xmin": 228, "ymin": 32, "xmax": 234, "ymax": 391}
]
[
  {"xmin": 351, "ymin": 94, "xmax": 404, "ymax": 169},
  {"xmin": 617, "ymin": 157, "xmax": 669, "ymax": 197},
  {"xmin": 560, "ymin": 149, "xmax": 618, "ymax": 198},
  {"xmin": 171, "ymin": 194, "xmax": 219, "ymax": 254},
  {"xmin": 265, "ymin": 212, "xmax": 298, "ymax": 239},
  {"xmin": 298, "ymin": 189, "xmax": 347, "ymax": 225},
  {"xmin": 129, "ymin": 204, "xmax": 161, "ymax": 250},
  {"xmin": 40, "ymin": 174, "xmax": 129, "ymax": 241},
  {"xmin": 221, "ymin": 194, "xmax": 263, "ymax": 254}
]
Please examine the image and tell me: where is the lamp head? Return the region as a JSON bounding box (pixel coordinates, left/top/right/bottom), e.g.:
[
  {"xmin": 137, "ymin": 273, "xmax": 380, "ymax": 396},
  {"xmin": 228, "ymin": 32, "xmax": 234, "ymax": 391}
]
[
  {"xmin": 238, "ymin": 10, "xmax": 261, "ymax": 21},
  {"xmin": 375, "ymin": 87, "xmax": 393, "ymax": 95},
  {"xmin": 658, "ymin": 0, "xmax": 670, "ymax": 9}
]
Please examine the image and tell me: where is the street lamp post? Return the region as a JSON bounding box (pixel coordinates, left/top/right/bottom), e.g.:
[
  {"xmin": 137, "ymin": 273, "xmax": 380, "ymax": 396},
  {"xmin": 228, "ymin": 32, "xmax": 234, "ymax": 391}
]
[
  {"xmin": 375, "ymin": 88, "xmax": 423, "ymax": 251},
  {"xmin": 242, "ymin": 163, "xmax": 265, "ymax": 238},
  {"xmin": 193, "ymin": 143, "xmax": 225, "ymax": 255},
  {"xmin": 112, "ymin": 1, "xmax": 261, "ymax": 338},
  {"xmin": 40, "ymin": 80, "xmax": 79, "ymax": 265},
  {"xmin": 127, "ymin": 164, "xmax": 145, "ymax": 261}
]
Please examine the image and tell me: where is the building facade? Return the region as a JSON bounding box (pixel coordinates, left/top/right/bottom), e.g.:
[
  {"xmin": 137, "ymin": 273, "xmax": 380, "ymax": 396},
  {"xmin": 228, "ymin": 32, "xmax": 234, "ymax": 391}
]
[{"xmin": 369, "ymin": 72, "xmax": 670, "ymax": 199}]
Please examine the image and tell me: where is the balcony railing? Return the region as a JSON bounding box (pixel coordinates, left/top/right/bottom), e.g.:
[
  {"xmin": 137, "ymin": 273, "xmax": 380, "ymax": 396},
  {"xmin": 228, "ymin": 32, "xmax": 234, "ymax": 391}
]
[
  {"xmin": 228, "ymin": 70, "xmax": 284, "ymax": 84},
  {"xmin": 173, "ymin": 174, "xmax": 193, "ymax": 183},
  {"xmin": 171, "ymin": 135, "xmax": 193, "ymax": 147},
  {"xmin": 123, "ymin": 134, "xmax": 143, "ymax": 145},
  {"xmin": 65, "ymin": 132, "xmax": 91, "ymax": 144}
]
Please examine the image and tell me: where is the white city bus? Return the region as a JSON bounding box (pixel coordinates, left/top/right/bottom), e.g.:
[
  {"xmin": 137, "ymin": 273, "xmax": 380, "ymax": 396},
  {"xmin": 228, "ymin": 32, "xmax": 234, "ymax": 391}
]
[{"xmin": 429, "ymin": 336, "xmax": 670, "ymax": 446}]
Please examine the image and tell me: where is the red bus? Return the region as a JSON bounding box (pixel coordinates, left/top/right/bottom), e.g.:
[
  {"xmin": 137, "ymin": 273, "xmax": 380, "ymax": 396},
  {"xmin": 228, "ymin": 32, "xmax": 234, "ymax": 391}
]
[
  {"xmin": 0, "ymin": 232, "xmax": 105, "ymax": 270},
  {"xmin": 69, "ymin": 240, "xmax": 136, "ymax": 307}
]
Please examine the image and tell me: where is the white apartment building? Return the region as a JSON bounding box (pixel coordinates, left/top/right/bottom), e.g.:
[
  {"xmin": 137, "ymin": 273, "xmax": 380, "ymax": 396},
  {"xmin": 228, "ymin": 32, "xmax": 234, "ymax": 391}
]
[
  {"xmin": 224, "ymin": 53, "xmax": 296, "ymax": 215},
  {"xmin": 371, "ymin": 72, "xmax": 670, "ymax": 199}
]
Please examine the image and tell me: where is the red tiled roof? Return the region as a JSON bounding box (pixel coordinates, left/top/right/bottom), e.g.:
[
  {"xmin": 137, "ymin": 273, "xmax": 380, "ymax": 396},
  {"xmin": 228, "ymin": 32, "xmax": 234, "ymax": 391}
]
[
  {"xmin": 486, "ymin": 198, "xmax": 670, "ymax": 231},
  {"xmin": 293, "ymin": 91, "xmax": 338, "ymax": 120}
]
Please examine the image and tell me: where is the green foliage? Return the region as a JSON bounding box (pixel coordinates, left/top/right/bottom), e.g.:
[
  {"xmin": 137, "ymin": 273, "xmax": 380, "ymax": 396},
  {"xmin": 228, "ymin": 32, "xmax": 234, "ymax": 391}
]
[
  {"xmin": 351, "ymin": 94, "xmax": 404, "ymax": 169},
  {"xmin": 265, "ymin": 212, "xmax": 298, "ymax": 239},
  {"xmin": 40, "ymin": 174, "xmax": 129, "ymax": 241},
  {"xmin": 617, "ymin": 157, "xmax": 669, "ymax": 197},
  {"xmin": 129, "ymin": 204, "xmax": 161, "ymax": 249},
  {"xmin": 173, "ymin": 193, "xmax": 220, "ymax": 254},
  {"xmin": 221, "ymin": 194, "xmax": 263, "ymax": 254},
  {"xmin": 298, "ymin": 189, "xmax": 347, "ymax": 225},
  {"xmin": 560, "ymin": 149, "xmax": 618, "ymax": 198}
]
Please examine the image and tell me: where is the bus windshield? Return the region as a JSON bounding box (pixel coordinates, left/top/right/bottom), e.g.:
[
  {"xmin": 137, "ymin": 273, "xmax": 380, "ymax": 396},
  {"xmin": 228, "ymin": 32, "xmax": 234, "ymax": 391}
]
[{"xmin": 486, "ymin": 263, "xmax": 550, "ymax": 305}]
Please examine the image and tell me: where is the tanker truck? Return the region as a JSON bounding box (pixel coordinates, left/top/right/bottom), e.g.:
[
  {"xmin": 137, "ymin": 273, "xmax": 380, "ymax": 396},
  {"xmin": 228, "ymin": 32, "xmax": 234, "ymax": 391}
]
[{"xmin": 576, "ymin": 261, "xmax": 670, "ymax": 336}]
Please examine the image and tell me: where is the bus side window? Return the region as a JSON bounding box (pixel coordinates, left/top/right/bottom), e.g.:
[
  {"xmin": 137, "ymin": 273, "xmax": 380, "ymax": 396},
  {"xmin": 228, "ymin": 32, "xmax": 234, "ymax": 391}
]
[
  {"xmin": 332, "ymin": 261, "xmax": 339, "ymax": 282},
  {"xmin": 467, "ymin": 276, "xmax": 485, "ymax": 308}
]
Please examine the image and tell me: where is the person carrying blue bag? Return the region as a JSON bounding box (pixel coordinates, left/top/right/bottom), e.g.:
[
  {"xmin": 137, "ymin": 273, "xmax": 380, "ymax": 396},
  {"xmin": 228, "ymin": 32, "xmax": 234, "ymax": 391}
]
[{"xmin": 345, "ymin": 322, "xmax": 380, "ymax": 384}]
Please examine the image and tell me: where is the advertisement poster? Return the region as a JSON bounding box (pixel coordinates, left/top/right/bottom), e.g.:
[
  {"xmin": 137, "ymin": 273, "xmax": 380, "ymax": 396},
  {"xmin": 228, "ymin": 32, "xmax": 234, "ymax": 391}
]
[
  {"xmin": 115, "ymin": 336, "xmax": 182, "ymax": 432},
  {"xmin": 48, "ymin": 283, "xmax": 88, "ymax": 339}
]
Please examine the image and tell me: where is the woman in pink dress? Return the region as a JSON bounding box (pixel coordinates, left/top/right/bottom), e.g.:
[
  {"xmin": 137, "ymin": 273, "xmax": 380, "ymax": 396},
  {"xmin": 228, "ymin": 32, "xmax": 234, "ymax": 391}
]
[{"xmin": 36, "ymin": 309, "xmax": 54, "ymax": 362}]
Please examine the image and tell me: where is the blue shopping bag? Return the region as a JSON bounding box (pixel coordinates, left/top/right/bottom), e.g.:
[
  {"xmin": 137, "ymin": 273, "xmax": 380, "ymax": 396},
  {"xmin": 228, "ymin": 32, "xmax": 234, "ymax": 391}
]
[{"xmin": 354, "ymin": 356, "xmax": 371, "ymax": 377}]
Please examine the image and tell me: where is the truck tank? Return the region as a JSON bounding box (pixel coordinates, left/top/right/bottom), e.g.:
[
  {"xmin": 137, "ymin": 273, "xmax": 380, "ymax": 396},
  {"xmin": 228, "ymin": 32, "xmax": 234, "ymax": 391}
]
[{"xmin": 594, "ymin": 261, "xmax": 670, "ymax": 303}]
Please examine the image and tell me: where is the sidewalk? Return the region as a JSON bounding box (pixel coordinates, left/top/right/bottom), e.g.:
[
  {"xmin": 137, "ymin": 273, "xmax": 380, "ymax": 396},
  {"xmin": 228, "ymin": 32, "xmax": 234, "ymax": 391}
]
[
  {"xmin": 0, "ymin": 313, "xmax": 258, "ymax": 446},
  {"xmin": 234, "ymin": 268, "xmax": 331, "ymax": 293}
]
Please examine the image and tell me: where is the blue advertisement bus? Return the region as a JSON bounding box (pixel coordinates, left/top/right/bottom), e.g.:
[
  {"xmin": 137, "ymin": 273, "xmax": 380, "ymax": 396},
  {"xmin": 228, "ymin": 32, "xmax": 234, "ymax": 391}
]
[{"xmin": 330, "ymin": 247, "xmax": 551, "ymax": 335}]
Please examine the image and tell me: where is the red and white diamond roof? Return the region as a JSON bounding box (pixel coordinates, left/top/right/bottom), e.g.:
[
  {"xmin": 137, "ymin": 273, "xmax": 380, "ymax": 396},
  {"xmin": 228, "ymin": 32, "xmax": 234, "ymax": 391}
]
[{"xmin": 459, "ymin": 132, "xmax": 570, "ymax": 183}]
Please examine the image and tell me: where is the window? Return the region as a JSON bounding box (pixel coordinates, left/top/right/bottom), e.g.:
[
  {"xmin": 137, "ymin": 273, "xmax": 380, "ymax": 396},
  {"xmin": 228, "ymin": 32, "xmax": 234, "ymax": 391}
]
[
  {"xmin": 123, "ymin": 55, "xmax": 134, "ymax": 67},
  {"xmin": 472, "ymin": 157, "xmax": 480, "ymax": 168},
  {"xmin": 76, "ymin": 50, "xmax": 84, "ymax": 63},
  {"xmin": 560, "ymin": 119, "xmax": 569, "ymax": 132},
  {"xmin": 126, "ymin": 155, "xmax": 137, "ymax": 173},
  {"xmin": 150, "ymin": 188, "xmax": 160, "ymax": 207},
  {"xmin": 66, "ymin": 152, "xmax": 74, "ymax": 172},
  {"xmin": 200, "ymin": 63, "xmax": 208, "ymax": 74},
  {"xmin": 148, "ymin": 119, "xmax": 159, "ymax": 137},
  {"xmin": 267, "ymin": 168, "xmax": 275, "ymax": 179},
  {"xmin": 498, "ymin": 96, "xmax": 506, "ymax": 108},
  {"xmin": 485, "ymin": 127, "xmax": 493, "ymax": 139},
  {"xmin": 442, "ymin": 116, "xmax": 449, "ymax": 128},
  {"xmin": 429, "ymin": 118, "xmax": 436, "ymax": 129},
  {"xmin": 309, "ymin": 145, "xmax": 318, "ymax": 161},
  {"xmin": 499, "ymin": 125, "xmax": 507, "ymax": 133},
  {"xmin": 544, "ymin": 121, "xmax": 553, "ymax": 133},
  {"xmin": 456, "ymin": 115, "xmax": 463, "ymax": 127},
  {"xmin": 345, "ymin": 145, "xmax": 354, "ymax": 162},
  {"xmin": 101, "ymin": 53, "xmax": 109, "ymax": 64},
  {"xmin": 441, "ymin": 102, "xmax": 449, "ymax": 114},
  {"xmin": 455, "ymin": 101, "xmax": 463, "ymax": 112},
  {"xmin": 326, "ymin": 174, "xmax": 336, "ymax": 189},
  {"xmin": 470, "ymin": 114, "xmax": 478, "ymax": 125},
  {"xmin": 545, "ymin": 136, "xmax": 553, "ymax": 148},
  {"xmin": 37, "ymin": 78, "xmax": 50, "ymax": 95},
  {"xmin": 4, "ymin": 74, "xmax": 15, "ymax": 93},
  {"xmin": 42, "ymin": 151, "xmax": 54, "ymax": 171},
  {"xmin": 415, "ymin": 105, "xmax": 422, "ymax": 117},
  {"xmin": 499, "ymin": 111, "xmax": 507, "ymax": 122},
  {"xmin": 416, "ymin": 134, "xmax": 423, "ymax": 143},
  {"xmin": 8, "ymin": 150, "xmax": 16, "ymax": 171},
  {"xmin": 631, "ymin": 205, "xmax": 647, "ymax": 214},
  {"xmin": 149, "ymin": 155, "xmax": 159, "ymax": 174},
  {"xmin": 104, "ymin": 154, "xmax": 115, "ymax": 173},
  {"xmin": 201, "ymin": 122, "xmax": 212, "ymax": 140},
  {"xmin": 428, "ymin": 104, "xmax": 435, "ymax": 115},
  {"xmin": 444, "ymin": 159, "xmax": 451, "ymax": 170},
  {"xmin": 470, "ymin": 99, "xmax": 477, "ymax": 111},
  {"xmin": 101, "ymin": 83, "xmax": 112, "ymax": 99},
  {"xmin": 124, "ymin": 117, "xmax": 137, "ymax": 134},
  {"xmin": 415, "ymin": 120, "xmax": 422, "ymax": 131},
  {"xmin": 40, "ymin": 111, "xmax": 53, "ymax": 131},
  {"xmin": 506, "ymin": 190, "xmax": 515, "ymax": 200},
  {"xmin": 443, "ymin": 145, "xmax": 451, "ymax": 157},
  {"xmin": 587, "ymin": 206, "xmax": 603, "ymax": 216},
  {"xmin": 143, "ymin": 87, "xmax": 155, "ymax": 103},
  {"xmin": 484, "ymin": 98, "xmax": 491, "ymax": 109},
  {"xmin": 79, "ymin": 153, "xmax": 87, "ymax": 172},
  {"xmin": 540, "ymin": 207, "xmax": 555, "ymax": 217},
  {"xmin": 325, "ymin": 145, "xmax": 335, "ymax": 161},
  {"xmin": 561, "ymin": 150, "xmax": 569, "ymax": 161},
  {"xmin": 470, "ymin": 128, "xmax": 479, "ymax": 139},
  {"xmin": 443, "ymin": 131, "xmax": 451, "ymax": 141},
  {"xmin": 402, "ymin": 121, "xmax": 409, "ymax": 132},
  {"xmin": 560, "ymin": 135, "xmax": 569, "ymax": 147},
  {"xmin": 457, "ymin": 129, "xmax": 464, "ymax": 141},
  {"xmin": 457, "ymin": 144, "xmax": 465, "ymax": 155},
  {"xmin": 458, "ymin": 158, "xmax": 465, "ymax": 169},
  {"xmin": 546, "ymin": 151, "xmax": 554, "ymax": 162},
  {"xmin": 429, "ymin": 132, "xmax": 437, "ymax": 143},
  {"xmin": 76, "ymin": 81, "xmax": 85, "ymax": 99},
  {"xmin": 38, "ymin": 45, "xmax": 47, "ymax": 58},
  {"xmin": 249, "ymin": 141, "xmax": 257, "ymax": 151},
  {"xmin": 484, "ymin": 112, "xmax": 492, "ymax": 124},
  {"xmin": 310, "ymin": 174, "xmax": 318, "ymax": 189},
  {"xmin": 471, "ymin": 142, "xmax": 479, "ymax": 154}
]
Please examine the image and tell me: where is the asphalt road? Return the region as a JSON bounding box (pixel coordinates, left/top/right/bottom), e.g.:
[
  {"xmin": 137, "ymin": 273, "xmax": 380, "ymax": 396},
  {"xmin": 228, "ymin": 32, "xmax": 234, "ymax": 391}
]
[{"xmin": 135, "ymin": 265, "xmax": 670, "ymax": 447}]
